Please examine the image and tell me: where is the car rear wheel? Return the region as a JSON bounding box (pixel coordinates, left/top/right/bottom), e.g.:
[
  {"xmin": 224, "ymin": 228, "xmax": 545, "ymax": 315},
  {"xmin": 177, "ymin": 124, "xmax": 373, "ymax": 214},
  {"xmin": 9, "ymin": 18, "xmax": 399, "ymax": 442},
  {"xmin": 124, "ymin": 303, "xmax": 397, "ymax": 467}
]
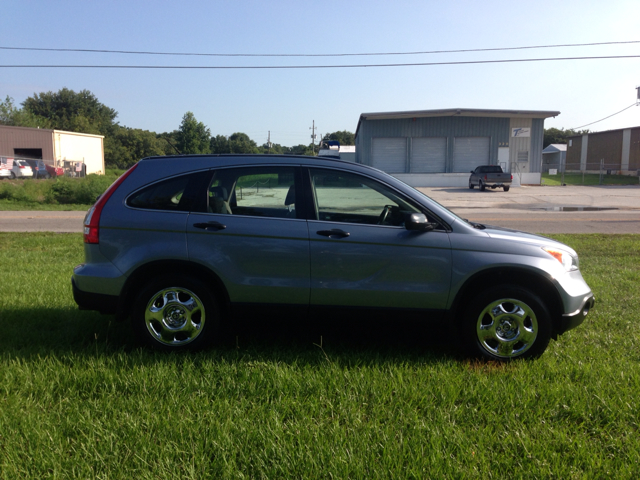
[
  {"xmin": 10, "ymin": 172, "xmax": 16, "ymax": 179},
  {"xmin": 132, "ymin": 275, "xmax": 220, "ymax": 351},
  {"xmin": 504, "ymin": 186, "xmax": 510, "ymax": 192},
  {"xmin": 479, "ymin": 180, "xmax": 485, "ymax": 191},
  {"xmin": 462, "ymin": 285, "xmax": 552, "ymax": 361}
]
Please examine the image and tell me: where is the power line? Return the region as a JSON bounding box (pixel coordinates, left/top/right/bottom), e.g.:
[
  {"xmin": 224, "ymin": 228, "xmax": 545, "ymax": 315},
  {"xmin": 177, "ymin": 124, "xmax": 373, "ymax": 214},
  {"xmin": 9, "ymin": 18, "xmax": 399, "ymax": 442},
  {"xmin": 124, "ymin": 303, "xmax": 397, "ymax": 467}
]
[
  {"xmin": 1, "ymin": 55, "xmax": 639, "ymax": 70},
  {"xmin": 0, "ymin": 40, "xmax": 638, "ymax": 57},
  {"xmin": 571, "ymin": 103, "xmax": 638, "ymax": 129}
]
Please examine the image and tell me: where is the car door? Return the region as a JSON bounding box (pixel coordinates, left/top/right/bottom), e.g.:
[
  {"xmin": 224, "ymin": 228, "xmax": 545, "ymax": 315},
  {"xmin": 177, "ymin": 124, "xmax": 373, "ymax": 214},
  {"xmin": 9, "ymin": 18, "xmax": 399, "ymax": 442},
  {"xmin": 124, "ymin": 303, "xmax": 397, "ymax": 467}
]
[
  {"xmin": 187, "ymin": 165, "xmax": 310, "ymax": 308},
  {"xmin": 307, "ymin": 167, "xmax": 452, "ymax": 312}
]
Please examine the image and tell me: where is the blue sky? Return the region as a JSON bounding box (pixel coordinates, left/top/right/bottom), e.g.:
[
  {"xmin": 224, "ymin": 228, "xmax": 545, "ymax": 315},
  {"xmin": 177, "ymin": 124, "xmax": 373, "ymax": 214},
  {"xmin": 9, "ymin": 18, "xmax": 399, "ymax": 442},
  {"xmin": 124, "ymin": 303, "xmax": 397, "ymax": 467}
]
[{"xmin": 2, "ymin": 0, "xmax": 638, "ymax": 146}]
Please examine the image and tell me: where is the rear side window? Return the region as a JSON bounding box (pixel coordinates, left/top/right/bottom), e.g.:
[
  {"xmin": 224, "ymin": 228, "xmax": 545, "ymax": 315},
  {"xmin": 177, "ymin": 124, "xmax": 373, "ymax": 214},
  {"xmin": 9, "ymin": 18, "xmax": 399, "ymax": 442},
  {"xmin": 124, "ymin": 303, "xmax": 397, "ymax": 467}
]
[
  {"xmin": 208, "ymin": 166, "xmax": 299, "ymax": 219},
  {"xmin": 127, "ymin": 173, "xmax": 203, "ymax": 212}
]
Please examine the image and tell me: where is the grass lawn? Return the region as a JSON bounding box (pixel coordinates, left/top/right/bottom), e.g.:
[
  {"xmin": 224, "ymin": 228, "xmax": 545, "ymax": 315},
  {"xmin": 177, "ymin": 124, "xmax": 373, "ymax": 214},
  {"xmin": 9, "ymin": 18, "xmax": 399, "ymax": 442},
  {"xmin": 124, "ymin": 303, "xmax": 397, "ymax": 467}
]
[
  {"xmin": 542, "ymin": 172, "xmax": 640, "ymax": 186},
  {"xmin": 0, "ymin": 233, "xmax": 638, "ymax": 478}
]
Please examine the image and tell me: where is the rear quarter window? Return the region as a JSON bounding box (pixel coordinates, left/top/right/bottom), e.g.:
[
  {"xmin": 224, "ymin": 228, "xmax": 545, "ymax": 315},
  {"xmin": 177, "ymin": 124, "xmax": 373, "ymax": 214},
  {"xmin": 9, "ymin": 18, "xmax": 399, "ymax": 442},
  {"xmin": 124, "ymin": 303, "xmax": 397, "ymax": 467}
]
[{"xmin": 126, "ymin": 172, "xmax": 204, "ymax": 212}]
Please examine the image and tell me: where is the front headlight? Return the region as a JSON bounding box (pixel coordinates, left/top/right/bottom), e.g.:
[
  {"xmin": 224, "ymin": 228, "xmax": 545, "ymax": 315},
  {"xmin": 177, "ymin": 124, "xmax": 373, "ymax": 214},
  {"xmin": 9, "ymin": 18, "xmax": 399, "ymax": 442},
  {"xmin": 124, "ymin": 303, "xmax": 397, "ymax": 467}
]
[{"xmin": 542, "ymin": 246, "xmax": 579, "ymax": 271}]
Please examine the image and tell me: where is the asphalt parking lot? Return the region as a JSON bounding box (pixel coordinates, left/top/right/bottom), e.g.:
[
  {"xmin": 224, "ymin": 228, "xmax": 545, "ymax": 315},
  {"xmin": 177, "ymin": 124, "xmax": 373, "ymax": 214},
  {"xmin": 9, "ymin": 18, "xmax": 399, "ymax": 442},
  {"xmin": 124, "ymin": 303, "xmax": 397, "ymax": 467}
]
[
  {"xmin": 418, "ymin": 184, "xmax": 640, "ymax": 234},
  {"xmin": 0, "ymin": 185, "xmax": 638, "ymax": 234}
]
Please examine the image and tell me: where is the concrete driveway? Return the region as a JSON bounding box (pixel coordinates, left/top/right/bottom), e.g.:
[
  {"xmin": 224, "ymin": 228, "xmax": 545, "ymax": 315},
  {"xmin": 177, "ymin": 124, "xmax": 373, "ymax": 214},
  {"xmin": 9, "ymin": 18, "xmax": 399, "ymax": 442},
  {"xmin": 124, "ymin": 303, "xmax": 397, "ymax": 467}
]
[{"xmin": 0, "ymin": 185, "xmax": 638, "ymax": 234}]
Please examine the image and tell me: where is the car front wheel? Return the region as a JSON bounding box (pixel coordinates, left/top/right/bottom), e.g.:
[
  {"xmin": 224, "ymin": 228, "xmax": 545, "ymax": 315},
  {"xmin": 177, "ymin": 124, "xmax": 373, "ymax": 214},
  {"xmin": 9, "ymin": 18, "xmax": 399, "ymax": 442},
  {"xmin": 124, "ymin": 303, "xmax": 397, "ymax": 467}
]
[
  {"xmin": 132, "ymin": 275, "xmax": 220, "ymax": 351},
  {"xmin": 469, "ymin": 180, "xmax": 474, "ymax": 189},
  {"xmin": 479, "ymin": 180, "xmax": 485, "ymax": 191},
  {"xmin": 462, "ymin": 285, "xmax": 552, "ymax": 360}
]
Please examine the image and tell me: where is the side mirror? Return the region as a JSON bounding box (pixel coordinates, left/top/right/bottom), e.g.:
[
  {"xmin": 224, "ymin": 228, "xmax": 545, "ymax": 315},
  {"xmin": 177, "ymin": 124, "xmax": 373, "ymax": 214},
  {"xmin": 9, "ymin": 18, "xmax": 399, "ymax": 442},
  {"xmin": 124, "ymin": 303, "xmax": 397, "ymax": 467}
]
[
  {"xmin": 470, "ymin": 170, "xmax": 474, "ymax": 174},
  {"xmin": 405, "ymin": 213, "xmax": 435, "ymax": 232}
]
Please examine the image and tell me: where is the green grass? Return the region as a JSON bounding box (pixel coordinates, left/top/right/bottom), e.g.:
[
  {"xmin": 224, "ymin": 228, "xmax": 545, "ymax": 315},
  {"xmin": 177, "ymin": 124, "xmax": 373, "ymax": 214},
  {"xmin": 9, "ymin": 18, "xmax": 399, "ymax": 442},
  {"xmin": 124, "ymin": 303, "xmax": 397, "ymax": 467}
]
[
  {"xmin": 0, "ymin": 233, "xmax": 639, "ymax": 478},
  {"xmin": 0, "ymin": 174, "xmax": 119, "ymax": 210},
  {"xmin": 542, "ymin": 172, "xmax": 640, "ymax": 186}
]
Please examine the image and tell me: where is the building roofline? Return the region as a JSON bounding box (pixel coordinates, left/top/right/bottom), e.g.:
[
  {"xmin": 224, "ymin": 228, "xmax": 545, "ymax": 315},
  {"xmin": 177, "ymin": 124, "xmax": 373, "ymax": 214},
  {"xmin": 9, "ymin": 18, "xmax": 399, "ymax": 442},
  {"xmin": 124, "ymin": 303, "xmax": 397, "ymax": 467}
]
[
  {"xmin": 0, "ymin": 124, "xmax": 104, "ymax": 138},
  {"xmin": 53, "ymin": 129, "xmax": 104, "ymax": 139},
  {"xmin": 0, "ymin": 124, "xmax": 54, "ymax": 133},
  {"xmin": 355, "ymin": 108, "xmax": 560, "ymax": 137},
  {"xmin": 567, "ymin": 125, "xmax": 640, "ymax": 139}
]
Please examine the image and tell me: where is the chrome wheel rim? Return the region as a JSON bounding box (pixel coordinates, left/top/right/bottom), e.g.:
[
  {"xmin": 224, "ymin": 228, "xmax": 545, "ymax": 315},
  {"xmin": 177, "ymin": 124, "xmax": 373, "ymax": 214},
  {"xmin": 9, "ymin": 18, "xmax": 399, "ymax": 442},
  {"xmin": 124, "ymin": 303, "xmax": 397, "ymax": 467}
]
[
  {"xmin": 476, "ymin": 298, "xmax": 538, "ymax": 358},
  {"xmin": 144, "ymin": 287, "xmax": 205, "ymax": 346}
]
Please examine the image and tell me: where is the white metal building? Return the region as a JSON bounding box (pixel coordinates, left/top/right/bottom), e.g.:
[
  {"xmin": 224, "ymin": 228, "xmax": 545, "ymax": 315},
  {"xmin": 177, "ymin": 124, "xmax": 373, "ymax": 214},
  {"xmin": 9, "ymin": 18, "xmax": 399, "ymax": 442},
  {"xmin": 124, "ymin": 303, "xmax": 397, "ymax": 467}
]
[{"xmin": 0, "ymin": 125, "xmax": 105, "ymax": 175}]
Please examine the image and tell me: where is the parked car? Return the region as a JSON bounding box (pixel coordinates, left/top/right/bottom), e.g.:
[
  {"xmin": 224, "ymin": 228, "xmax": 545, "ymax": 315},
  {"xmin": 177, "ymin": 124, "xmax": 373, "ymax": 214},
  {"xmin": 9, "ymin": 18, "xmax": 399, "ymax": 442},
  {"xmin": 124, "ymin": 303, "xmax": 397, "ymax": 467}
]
[
  {"xmin": 10, "ymin": 160, "xmax": 33, "ymax": 179},
  {"xmin": 23, "ymin": 159, "xmax": 63, "ymax": 179},
  {"xmin": 0, "ymin": 158, "xmax": 12, "ymax": 179},
  {"xmin": 72, "ymin": 155, "xmax": 594, "ymax": 360},
  {"xmin": 469, "ymin": 165, "xmax": 512, "ymax": 191}
]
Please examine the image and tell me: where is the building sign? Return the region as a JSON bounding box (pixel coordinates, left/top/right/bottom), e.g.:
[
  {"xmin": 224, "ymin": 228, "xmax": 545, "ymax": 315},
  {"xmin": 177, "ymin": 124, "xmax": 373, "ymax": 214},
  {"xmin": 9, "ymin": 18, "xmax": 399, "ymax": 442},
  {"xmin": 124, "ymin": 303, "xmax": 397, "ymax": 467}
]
[{"xmin": 511, "ymin": 128, "xmax": 531, "ymax": 138}]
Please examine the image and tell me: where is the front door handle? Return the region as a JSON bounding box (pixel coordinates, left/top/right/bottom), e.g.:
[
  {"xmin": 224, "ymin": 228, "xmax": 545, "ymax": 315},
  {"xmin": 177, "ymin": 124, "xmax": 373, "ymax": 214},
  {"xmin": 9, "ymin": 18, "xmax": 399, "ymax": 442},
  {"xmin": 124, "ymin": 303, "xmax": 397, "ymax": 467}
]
[
  {"xmin": 316, "ymin": 229, "xmax": 350, "ymax": 238},
  {"xmin": 193, "ymin": 221, "xmax": 226, "ymax": 231}
]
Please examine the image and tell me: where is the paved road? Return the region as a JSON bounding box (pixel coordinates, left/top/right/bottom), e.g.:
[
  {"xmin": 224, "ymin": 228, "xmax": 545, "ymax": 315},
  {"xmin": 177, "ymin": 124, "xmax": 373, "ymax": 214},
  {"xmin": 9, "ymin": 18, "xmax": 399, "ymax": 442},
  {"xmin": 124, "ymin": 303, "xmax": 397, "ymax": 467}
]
[{"xmin": 0, "ymin": 185, "xmax": 638, "ymax": 234}]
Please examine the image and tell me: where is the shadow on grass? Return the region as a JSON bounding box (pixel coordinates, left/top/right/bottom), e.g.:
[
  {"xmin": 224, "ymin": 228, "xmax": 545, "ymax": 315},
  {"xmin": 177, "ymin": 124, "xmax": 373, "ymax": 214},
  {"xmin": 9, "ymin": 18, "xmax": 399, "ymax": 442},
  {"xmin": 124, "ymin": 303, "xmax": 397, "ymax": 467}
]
[{"xmin": 0, "ymin": 307, "xmax": 460, "ymax": 365}]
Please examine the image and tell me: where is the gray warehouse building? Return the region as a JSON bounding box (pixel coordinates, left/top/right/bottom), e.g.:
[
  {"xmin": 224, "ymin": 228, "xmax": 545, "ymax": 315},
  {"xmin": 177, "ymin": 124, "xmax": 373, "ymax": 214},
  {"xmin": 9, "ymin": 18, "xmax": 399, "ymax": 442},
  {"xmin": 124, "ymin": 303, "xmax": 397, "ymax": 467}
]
[{"xmin": 354, "ymin": 108, "xmax": 559, "ymax": 187}]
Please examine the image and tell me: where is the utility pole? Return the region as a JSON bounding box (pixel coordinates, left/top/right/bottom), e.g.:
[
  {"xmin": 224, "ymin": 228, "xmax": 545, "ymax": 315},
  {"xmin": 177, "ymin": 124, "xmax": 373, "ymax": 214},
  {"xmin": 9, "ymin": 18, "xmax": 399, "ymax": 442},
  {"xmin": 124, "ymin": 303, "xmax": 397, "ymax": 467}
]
[
  {"xmin": 309, "ymin": 120, "xmax": 317, "ymax": 155},
  {"xmin": 267, "ymin": 131, "xmax": 272, "ymax": 154}
]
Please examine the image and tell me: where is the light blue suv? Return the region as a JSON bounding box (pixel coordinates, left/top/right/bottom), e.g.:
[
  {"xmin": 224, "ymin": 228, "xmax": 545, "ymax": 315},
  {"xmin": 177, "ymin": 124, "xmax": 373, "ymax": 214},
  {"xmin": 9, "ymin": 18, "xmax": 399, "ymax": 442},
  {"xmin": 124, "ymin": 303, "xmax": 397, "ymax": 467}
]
[{"xmin": 72, "ymin": 155, "xmax": 594, "ymax": 360}]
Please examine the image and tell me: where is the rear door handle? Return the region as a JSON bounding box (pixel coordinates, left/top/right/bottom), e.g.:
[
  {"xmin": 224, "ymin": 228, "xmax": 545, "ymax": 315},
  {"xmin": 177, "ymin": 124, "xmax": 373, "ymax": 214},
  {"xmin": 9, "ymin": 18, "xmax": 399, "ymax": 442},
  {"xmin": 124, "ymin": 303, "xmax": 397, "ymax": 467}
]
[
  {"xmin": 193, "ymin": 221, "xmax": 226, "ymax": 231},
  {"xmin": 316, "ymin": 229, "xmax": 350, "ymax": 238}
]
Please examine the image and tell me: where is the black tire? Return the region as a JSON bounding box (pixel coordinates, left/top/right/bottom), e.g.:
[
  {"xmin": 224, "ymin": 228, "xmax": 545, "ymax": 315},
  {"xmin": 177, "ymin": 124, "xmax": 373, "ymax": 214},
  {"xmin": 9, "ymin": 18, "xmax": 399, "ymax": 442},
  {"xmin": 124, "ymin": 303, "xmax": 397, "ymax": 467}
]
[
  {"xmin": 44, "ymin": 173, "xmax": 52, "ymax": 179},
  {"xmin": 469, "ymin": 180, "xmax": 474, "ymax": 189},
  {"xmin": 503, "ymin": 186, "xmax": 510, "ymax": 192},
  {"xmin": 131, "ymin": 274, "xmax": 221, "ymax": 351},
  {"xmin": 479, "ymin": 180, "xmax": 485, "ymax": 191},
  {"xmin": 10, "ymin": 172, "xmax": 16, "ymax": 179},
  {"xmin": 461, "ymin": 285, "xmax": 552, "ymax": 361}
]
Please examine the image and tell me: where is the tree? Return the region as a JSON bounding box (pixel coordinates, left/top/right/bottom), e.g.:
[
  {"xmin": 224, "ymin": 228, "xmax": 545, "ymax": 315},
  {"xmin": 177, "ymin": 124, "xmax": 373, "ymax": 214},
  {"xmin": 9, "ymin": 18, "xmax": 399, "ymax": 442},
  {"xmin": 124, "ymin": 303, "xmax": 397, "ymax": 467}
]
[
  {"xmin": 107, "ymin": 127, "xmax": 167, "ymax": 168},
  {"xmin": 260, "ymin": 142, "xmax": 285, "ymax": 154},
  {"xmin": 322, "ymin": 130, "xmax": 355, "ymax": 146},
  {"xmin": 228, "ymin": 132, "xmax": 259, "ymax": 154},
  {"xmin": 284, "ymin": 144, "xmax": 316, "ymax": 156},
  {"xmin": 543, "ymin": 128, "xmax": 589, "ymax": 148},
  {"xmin": 157, "ymin": 131, "xmax": 181, "ymax": 155},
  {"xmin": 0, "ymin": 95, "xmax": 52, "ymax": 128},
  {"xmin": 176, "ymin": 112, "xmax": 210, "ymax": 154},
  {"xmin": 210, "ymin": 134, "xmax": 230, "ymax": 154},
  {"xmin": 22, "ymin": 88, "xmax": 117, "ymax": 135}
]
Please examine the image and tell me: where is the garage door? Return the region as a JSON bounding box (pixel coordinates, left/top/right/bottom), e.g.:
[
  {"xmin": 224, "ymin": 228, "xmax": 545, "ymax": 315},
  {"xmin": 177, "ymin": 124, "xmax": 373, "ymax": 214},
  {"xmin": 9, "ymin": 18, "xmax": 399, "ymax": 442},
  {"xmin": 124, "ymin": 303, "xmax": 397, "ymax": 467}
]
[
  {"xmin": 453, "ymin": 137, "xmax": 490, "ymax": 173},
  {"xmin": 411, "ymin": 137, "xmax": 446, "ymax": 173},
  {"xmin": 372, "ymin": 138, "xmax": 407, "ymax": 173}
]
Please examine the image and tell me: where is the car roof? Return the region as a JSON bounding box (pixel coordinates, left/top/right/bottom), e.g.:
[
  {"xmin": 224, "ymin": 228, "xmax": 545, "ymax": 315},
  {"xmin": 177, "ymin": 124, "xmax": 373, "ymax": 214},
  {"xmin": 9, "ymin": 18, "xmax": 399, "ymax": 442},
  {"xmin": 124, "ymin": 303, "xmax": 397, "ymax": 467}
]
[{"xmin": 138, "ymin": 154, "xmax": 383, "ymax": 175}]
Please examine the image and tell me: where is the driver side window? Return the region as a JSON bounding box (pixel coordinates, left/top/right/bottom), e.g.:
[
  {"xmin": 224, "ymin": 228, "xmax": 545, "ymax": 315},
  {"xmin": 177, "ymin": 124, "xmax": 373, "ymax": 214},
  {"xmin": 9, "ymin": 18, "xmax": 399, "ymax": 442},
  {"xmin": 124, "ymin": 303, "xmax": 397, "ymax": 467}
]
[{"xmin": 309, "ymin": 168, "xmax": 420, "ymax": 226}]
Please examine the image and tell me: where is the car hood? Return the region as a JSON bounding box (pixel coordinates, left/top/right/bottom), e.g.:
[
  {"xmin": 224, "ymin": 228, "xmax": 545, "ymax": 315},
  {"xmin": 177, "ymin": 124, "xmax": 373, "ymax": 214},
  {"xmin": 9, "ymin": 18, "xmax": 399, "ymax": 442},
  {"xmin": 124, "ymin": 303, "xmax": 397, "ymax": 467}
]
[{"xmin": 481, "ymin": 224, "xmax": 577, "ymax": 256}]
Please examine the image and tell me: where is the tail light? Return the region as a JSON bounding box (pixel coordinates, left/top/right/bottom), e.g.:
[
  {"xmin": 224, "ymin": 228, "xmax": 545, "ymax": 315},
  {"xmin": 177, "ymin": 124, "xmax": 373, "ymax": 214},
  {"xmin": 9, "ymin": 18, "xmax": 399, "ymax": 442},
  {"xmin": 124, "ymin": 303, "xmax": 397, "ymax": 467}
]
[
  {"xmin": 19, "ymin": 165, "xmax": 25, "ymax": 169},
  {"xmin": 484, "ymin": 175, "xmax": 487, "ymax": 180},
  {"xmin": 84, "ymin": 163, "xmax": 139, "ymax": 244},
  {"xmin": 511, "ymin": 175, "xmax": 513, "ymax": 180}
]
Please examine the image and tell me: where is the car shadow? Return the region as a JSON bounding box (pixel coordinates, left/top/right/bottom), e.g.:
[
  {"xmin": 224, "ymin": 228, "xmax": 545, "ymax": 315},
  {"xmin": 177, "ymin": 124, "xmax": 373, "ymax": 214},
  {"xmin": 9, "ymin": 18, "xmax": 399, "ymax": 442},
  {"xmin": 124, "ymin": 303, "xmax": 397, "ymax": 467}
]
[{"xmin": 0, "ymin": 307, "xmax": 460, "ymax": 365}]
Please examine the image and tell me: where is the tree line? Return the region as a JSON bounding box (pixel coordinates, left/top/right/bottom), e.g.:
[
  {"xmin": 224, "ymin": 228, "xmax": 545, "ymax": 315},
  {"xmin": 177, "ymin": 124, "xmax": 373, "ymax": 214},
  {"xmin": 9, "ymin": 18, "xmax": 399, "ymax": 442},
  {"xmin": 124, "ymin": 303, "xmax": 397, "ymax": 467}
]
[
  {"xmin": 2, "ymin": 87, "xmax": 582, "ymax": 168},
  {"xmin": 0, "ymin": 88, "xmax": 355, "ymax": 169}
]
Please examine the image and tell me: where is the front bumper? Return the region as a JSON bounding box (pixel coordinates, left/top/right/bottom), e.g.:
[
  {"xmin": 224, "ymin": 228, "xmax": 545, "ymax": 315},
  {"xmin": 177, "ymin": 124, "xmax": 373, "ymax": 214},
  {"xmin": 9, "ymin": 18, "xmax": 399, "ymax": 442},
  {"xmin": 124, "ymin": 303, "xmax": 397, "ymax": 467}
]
[{"xmin": 557, "ymin": 294, "xmax": 595, "ymax": 335}]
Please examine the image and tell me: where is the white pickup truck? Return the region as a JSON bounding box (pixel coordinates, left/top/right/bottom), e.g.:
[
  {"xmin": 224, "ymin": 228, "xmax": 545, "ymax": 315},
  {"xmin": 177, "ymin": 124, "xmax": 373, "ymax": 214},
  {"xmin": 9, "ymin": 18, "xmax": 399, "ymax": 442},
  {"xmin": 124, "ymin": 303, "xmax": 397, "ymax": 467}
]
[{"xmin": 469, "ymin": 165, "xmax": 512, "ymax": 192}]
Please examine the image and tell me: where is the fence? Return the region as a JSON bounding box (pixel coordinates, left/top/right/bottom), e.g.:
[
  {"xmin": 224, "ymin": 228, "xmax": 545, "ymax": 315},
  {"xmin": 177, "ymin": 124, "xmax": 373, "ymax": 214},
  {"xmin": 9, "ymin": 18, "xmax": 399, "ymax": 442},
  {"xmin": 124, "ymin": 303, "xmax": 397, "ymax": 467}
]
[
  {"xmin": 541, "ymin": 158, "xmax": 640, "ymax": 185},
  {"xmin": 0, "ymin": 156, "xmax": 87, "ymax": 178}
]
